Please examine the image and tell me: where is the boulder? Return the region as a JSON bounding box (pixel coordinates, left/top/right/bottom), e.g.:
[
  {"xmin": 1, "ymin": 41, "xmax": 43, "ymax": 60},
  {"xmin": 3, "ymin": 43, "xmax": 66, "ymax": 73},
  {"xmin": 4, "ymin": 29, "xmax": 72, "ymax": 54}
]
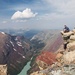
[
  {"xmin": 61, "ymin": 31, "xmax": 74, "ymax": 37},
  {"xmin": 56, "ymin": 53, "xmax": 63, "ymax": 62},
  {"xmin": 70, "ymin": 35, "xmax": 75, "ymax": 40},
  {"xmin": 36, "ymin": 60, "xmax": 48, "ymax": 69},
  {"xmin": 63, "ymin": 50, "xmax": 75, "ymax": 64},
  {"xmin": 67, "ymin": 41, "xmax": 75, "ymax": 49},
  {"xmin": 69, "ymin": 45, "xmax": 75, "ymax": 51},
  {"xmin": 68, "ymin": 39, "xmax": 74, "ymax": 43},
  {"xmin": 72, "ymin": 29, "xmax": 75, "ymax": 33}
]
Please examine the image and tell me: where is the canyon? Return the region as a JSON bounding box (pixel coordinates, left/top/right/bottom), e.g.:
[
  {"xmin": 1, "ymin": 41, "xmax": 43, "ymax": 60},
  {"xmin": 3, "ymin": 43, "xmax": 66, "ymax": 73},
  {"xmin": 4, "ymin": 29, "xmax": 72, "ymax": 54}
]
[
  {"xmin": 0, "ymin": 32, "xmax": 33, "ymax": 75},
  {"xmin": 1, "ymin": 29, "xmax": 74, "ymax": 75}
]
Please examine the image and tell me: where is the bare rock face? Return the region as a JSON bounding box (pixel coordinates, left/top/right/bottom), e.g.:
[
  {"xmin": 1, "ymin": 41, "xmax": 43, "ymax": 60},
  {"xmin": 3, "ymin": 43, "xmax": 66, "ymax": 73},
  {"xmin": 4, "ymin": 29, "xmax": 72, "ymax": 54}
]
[
  {"xmin": 0, "ymin": 32, "xmax": 33, "ymax": 75},
  {"xmin": 36, "ymin": 51, "xmax": 56, "ymax": 69},
  {"xmin": 0, "ymin": 64, "xmax": 7, "ymax": 75},
  {"xmin": 63, "ymin": 50, "xmax": 75, "ymax": 64}
]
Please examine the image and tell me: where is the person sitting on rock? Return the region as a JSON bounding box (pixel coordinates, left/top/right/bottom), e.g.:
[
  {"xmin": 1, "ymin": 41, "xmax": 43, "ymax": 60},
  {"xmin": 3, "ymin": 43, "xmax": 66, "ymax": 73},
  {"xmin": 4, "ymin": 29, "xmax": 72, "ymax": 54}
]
[{"xmin": 63, "ymin": 25, "xmax": 70, "ymax": 33}]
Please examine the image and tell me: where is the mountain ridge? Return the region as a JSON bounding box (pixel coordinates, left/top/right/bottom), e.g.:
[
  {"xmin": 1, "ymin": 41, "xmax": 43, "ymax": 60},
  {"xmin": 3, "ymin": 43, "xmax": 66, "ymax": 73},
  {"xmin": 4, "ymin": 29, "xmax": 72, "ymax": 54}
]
[{"xmin": 0, "ymin": 31, "xmax": 33, "ymax": 75}]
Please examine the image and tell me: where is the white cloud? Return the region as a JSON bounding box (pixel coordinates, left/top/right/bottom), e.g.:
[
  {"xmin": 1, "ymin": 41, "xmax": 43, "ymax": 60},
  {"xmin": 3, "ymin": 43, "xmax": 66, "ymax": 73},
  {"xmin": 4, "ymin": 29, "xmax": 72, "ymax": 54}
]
[
  {"xmin": 2, "ymin": 0, "xmax": 75, "ymax": 29},
  {"xmin": 37, "ymin": 0, "xmax": 75, "ymax": 28},
  {"xmin": 11, "ymin": 8, "xmax": 38, "ymax": 20}
]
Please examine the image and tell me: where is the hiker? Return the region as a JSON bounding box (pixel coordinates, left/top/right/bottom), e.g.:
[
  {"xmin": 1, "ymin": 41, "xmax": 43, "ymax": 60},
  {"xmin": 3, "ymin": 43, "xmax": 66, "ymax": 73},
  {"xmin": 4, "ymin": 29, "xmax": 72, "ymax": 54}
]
[
  {"xmin": 63, "ymin": 25, "xmax": 70, "ymax": 50},
  {"xmin": 63, "ymin": 25, "xmax": 70, "ymax": 33}
]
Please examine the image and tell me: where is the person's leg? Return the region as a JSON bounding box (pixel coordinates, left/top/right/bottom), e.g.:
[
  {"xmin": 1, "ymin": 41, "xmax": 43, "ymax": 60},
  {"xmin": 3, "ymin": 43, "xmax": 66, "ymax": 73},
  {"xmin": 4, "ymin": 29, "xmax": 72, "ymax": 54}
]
[{"xmin": 64, "ymin": 43, "xmax": 67, "ymax": 50}]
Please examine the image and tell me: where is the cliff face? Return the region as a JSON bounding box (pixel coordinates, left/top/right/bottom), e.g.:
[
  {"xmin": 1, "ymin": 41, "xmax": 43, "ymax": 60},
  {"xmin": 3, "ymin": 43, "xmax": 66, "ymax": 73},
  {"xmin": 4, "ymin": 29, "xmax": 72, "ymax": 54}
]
[
  {"xmin": 0, "ymin": 32, "xmax": 33, "ymax": 75},
  {"xmin": 28, "ymin": 30, "xmax": 63, "ymax": 75},
  {"xmin": 31, "ymin": 30, "xmax": 63, "ymax": 52},
  {"xmin": 30, "ymin": 29, "xmax": 75, "ymax": 75},
  {"xmin": 36, "ymin": 51, "xmax": 56, "ymax": 69},
  {"xmin": 0, "ymin": 64, "xmax": 7, "ymax": 75}
]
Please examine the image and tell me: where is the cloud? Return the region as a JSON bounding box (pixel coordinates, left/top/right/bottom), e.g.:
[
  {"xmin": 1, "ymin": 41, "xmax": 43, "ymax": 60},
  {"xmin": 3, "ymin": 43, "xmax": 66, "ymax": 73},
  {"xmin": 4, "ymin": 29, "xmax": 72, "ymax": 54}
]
[
  {"xmin": 15, "ymin": 20, "xmax": 27, "ymax": 23},
  {"xmin": 11, "ymin": 8, "xmax": 38, "ymax": 20},
  {"xmin": 37, "ymin": 0, "xmax": 75, "ymax": 27},
  {"xmin": 45, "ymin": 0, "xmax": 75, "ymax": 14},
  {"xmin": 2, "ymin": 21, "xmax": 7, "ymax": 24}
]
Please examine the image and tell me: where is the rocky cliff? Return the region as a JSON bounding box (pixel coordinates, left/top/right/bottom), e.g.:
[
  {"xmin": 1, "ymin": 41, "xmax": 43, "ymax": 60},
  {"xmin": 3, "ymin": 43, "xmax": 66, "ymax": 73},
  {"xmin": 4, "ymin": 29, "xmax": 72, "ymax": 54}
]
[
  {"xmin": 0, "ymin": 64, "xmax": 7, "ymax": 75},
  {"xmin": 30, "ymin": 29, "xmax": 75, "ymax": 75},
  {"xmin": 28, "ymin": 30, "xmax": 63, "ymax": 75},
  {"xmin": 36, "ymin": 51, "xmax": 56, "ymax": 69},
  {"xmin": 0, "ymin": 32, "xmax": 33, "ymax": 75}
]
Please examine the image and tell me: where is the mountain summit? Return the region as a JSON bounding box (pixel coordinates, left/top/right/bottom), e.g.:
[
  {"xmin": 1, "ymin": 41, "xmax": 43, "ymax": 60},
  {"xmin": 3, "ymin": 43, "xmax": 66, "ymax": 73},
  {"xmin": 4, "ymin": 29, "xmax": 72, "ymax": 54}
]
[{"xmin": 30, "ymin": 29, "xmax": 75, "ymax": 75}]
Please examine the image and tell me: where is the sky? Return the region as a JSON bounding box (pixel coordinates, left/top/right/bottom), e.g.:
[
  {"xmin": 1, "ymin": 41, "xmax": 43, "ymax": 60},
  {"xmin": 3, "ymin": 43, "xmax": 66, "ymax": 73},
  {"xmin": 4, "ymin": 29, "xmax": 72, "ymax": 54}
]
[{"xmin": 0, "ymin": 0, "xmax": 75, "ymax": 30}]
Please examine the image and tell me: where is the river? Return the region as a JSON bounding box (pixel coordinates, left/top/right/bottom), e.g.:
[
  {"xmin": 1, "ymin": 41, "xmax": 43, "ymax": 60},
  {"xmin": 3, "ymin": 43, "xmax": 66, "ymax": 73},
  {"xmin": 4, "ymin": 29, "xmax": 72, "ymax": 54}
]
[{"xmin": 18, "ymin": 61, "xmax": 31, "ymax": 75}]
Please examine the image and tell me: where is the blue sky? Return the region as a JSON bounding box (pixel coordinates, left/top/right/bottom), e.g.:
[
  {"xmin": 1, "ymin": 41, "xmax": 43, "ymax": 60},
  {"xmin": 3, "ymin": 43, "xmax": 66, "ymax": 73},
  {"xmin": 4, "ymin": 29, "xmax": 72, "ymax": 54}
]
[{"xmin": 0, "ymin": 0, "xmax": 75, "ymax": 29}]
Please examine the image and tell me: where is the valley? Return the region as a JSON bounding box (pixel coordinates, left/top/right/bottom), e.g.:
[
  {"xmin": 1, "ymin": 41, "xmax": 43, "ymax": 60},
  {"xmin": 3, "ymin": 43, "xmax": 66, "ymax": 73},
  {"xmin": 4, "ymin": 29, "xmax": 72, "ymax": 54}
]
[{"xmin": 0, "ymin": 29, "xmax": 63, "ymax": 75}]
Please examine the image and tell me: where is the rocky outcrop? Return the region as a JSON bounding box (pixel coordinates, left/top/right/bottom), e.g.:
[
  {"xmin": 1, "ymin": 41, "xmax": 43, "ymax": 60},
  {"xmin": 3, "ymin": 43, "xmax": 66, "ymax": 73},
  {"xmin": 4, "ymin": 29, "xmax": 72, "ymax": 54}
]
[
  {"xmin": 63, "ymin": 50, "xmax": 75, "ymax": 64},
  {"xmin": 31, "ymin": 64, "xmax": 75, "ymax": 75},
  {"xmin": 0, "ymin": 32, "xmax": 33, "ymax": 75},
  {"xmin": 36, "ymin": 51, "xmax": 56, "ymax": 69},
  {"xmin": 61, "ymin": 29, "xmax": 75, "ymax": 50},
  {"xmin": 60, "ymin": 29, "xmax": 75, "ymax": 64},
  {"xmin": 0, "ymin": 64, "xmax": 7, "ymax": 75},
  {"xmin": 30, "ymin": 29, "xmax": 75, "ymax": 75}
]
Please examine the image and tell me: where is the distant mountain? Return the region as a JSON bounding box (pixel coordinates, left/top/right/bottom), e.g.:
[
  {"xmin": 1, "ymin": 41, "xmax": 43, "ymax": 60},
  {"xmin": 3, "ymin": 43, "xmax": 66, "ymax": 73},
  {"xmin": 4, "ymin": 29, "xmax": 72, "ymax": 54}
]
[
  {"xmin": 31, "ymin": 29, "xmax": 63, "ymax": 51},
  {"xmin": 24, "ymin": 30, "xmax": 40, "ymax": 39},
  {"xmin": 28, "ymin": 30, "xmax": 63, "ymax": 75},
  {"xmin": 0, "ymin": 32, "xmax": 33, "ymax": 75},
  {"xmin": 0, "ymin": 29, "xmax": 40, "ymax": 39}
]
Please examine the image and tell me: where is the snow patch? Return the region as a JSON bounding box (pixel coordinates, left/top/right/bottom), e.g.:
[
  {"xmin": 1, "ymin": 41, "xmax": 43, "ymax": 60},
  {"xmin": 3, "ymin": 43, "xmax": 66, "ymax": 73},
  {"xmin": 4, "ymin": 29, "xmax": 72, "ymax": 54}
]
[
  {"xmin": 1, "ymin": 32, "xmax": 5, "ymax": 35},
  {"xmin": 10, "ymin": 41, "xmax": 14, "ymax": 47},
  {"xmin": 30, "ymin": 36, "xmax": 36, "ymax": 41},
  {"xmin": 17, "ymin": 42, "xmax": 22, "ymax": 46},
  {"xmin": 18, "ymin": 52, "xmax": 25, "ymax": 58},
  {"xmin": 22, "ymin": 56, "xmax": 25, "ymax": 58},
  {"xmin": 13, "ymin": 48, "xmax": 17, "ymax": 51},
  {"xmin": 18, "ymin": 52, "xmax": 23, "ymax": 56},
  {"xmin": 7, "ymin": 44, "xmax": 9, "ymax": 47}
]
